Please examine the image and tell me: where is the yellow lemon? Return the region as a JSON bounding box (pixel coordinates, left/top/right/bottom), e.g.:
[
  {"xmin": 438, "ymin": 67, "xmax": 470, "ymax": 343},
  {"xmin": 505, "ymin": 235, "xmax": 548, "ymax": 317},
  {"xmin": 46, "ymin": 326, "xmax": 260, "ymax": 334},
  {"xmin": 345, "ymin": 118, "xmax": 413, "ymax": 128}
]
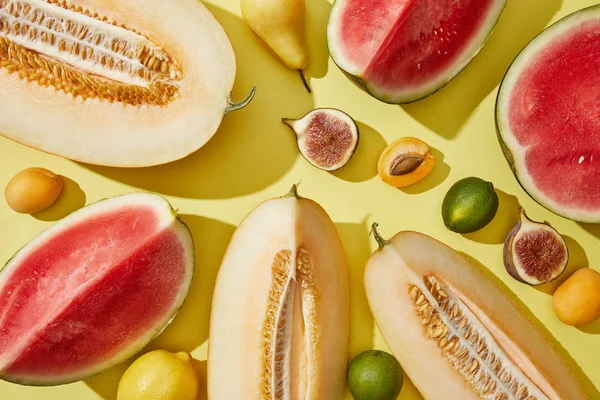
[{"xmin": 117, "ymin": 350, "xmax": 199, "ymax": 400}]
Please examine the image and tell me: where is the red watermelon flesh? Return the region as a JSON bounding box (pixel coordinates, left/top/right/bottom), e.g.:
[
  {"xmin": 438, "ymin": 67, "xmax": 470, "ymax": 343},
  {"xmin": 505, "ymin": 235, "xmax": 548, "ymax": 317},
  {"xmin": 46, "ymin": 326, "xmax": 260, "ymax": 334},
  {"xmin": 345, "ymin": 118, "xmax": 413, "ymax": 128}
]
[
  {"xmin": 496, "ymin": 6, "xmax": 600, "ymax": 222},
  {"xmin": 328, "ymin": 0, "xmax": 506, "ymax": 103},
  {"xmin": 0, "ymin": 193, "xmax": 194, "ymax": 385}
]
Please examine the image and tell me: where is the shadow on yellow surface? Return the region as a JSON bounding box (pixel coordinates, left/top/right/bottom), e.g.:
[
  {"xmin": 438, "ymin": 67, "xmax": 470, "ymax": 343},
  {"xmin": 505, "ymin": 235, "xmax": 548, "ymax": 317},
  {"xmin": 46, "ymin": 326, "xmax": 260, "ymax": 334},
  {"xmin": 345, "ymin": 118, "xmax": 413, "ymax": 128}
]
[
  {"xmin": 305, "ymin": 0, "xmax": 332, "ymax": 83},
  {"xmin": 579, "ymin": 318, "xmax": 600, "ymax": 335},
  {"xmin": 534, "ymin": 236, "xmax": 588, "ymax": 296},
  {"xmin": 83, "ymin": 4, "xmax": 313, "ymax": 199},
  {"xmin": 400, "ymin": 147, "xmax": 451, "ymax": 194},
  {"xmin": 402, "ymin": 0, "xmax": 563, "ymax": 138},
  {"xmin": 192, "ymin": 359, "xmax": 208, "ymax": 400},
  {"xmin": 32, "ymin": 176, "xmax": 86, "ymax": 221},
  {"xmin": 580, "ymin": 222, "xmax": 600, "ymax": 240},
  {"xmin": 85, "ymin": 215, "xmax": 235, "ymax": 400},
  {"xmin": 336, "ymin": 221, "xmax": 375, "ymax": 357},
  {"xmin": 460, "ymin": 252, "xmax": 600, "ymax": 398},
  {"xmin": 333, "ymin": 122, "xmax": 387, "ymax": 183},
  {"xmin": 463, "ymin": 189, "xmax": 519, "ymax": 244}
]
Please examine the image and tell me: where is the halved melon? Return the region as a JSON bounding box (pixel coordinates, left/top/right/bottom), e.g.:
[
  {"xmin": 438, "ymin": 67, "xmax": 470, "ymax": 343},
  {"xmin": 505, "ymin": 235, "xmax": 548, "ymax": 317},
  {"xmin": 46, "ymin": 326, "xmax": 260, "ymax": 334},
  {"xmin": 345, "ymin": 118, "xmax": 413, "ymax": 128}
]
[
  {"xmin": 327, "ymin": 0, "xmax": 506, "ymax": 103},
  {"xmin": 0, "ymin": 0, "xmax": 253, "ymax": 167},
  {"xmin": 208, "ymin": 185, "xmax": 349, "ymax": 399},
  {"xmin": 496, "ymin": 6, "xmax": 600, "ymax": 222},
  {"xmin": 0, "ymin": 193, "xmax": 194, "ymax": 385},
  {"xmin": 365, "ymin": 227, "xmax": 586, "ymax": 399}
]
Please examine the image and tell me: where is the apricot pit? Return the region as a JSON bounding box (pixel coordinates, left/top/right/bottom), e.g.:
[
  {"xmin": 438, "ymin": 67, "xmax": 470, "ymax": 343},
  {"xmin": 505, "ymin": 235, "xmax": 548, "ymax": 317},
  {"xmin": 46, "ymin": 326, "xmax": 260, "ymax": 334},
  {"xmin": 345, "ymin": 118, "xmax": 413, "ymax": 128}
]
[{"xmin": 378, "ymin": 137, "xmax": 435, "ymax": 188}]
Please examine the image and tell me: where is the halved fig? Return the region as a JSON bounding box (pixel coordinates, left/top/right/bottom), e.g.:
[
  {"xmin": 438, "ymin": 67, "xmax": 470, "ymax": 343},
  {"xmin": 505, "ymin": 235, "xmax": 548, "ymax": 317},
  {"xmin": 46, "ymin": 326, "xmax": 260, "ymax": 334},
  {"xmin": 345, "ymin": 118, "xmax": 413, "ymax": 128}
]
[
  {"xmin": 504, "ymin": 208, "xmax": 568, "ymax": 286},
  {"xmin": 365, "ymin": 224, "xmax": 585, "ymax": 399},
  {"xmin": 282, "ymin": 108, "xmax": 359, "ymax": 171},
  {"xmin": 208, "ymin": 185, "xmax": 349, "ymax": 399},
  {"xmin": 378, "ymin": 137, "xmax": 435, "ymax": 188}
]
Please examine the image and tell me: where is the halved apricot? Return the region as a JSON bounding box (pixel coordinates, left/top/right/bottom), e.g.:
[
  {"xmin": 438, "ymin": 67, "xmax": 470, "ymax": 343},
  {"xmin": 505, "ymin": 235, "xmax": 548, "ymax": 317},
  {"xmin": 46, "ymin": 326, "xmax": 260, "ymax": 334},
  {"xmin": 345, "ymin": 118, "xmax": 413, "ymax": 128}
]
[{"xmin": 378, "ymin": 137, "xmax": 435, "ymax": 188}]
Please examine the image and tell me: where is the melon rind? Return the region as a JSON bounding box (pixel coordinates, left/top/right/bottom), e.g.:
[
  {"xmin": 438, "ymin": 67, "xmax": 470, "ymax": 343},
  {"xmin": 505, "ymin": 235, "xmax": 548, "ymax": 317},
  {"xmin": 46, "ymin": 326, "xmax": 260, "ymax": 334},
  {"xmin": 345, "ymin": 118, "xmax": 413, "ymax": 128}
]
[
  {"xmin": 0, "ymin": 193, "xmax": 195, "ymax": 386},
  {"xmin": 496, "ymin": 5, "xmax": 600, "ymax": 223},
  {"xmin": 327, "ymin": 0, "xmax": 507, "ymax": 104}
]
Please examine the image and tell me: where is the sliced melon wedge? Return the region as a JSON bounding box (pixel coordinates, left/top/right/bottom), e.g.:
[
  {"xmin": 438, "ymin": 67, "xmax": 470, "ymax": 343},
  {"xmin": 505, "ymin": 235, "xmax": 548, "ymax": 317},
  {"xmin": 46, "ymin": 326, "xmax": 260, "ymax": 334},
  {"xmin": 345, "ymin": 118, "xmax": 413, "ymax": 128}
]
[
  {"xmin": 0, "ymin": 0, "xmax": 253, "ymax": 167},
  {"xmin": 0, "ymin": 193, "xmax": 194, "ymax": 385},
  {"xmin": 327, "ymin": 0, "xmax": 506, "ymax": 103},
  {"xmin": 208, "ymin": 185, "xmax": 349, "ymax": 399},
  {"xmin": 496, "ymin": 5, "xmax": 600, "ymax": 222},
  {"xmin": 365, "ymin": 226, "xmax": 586, "ymax": 399}
]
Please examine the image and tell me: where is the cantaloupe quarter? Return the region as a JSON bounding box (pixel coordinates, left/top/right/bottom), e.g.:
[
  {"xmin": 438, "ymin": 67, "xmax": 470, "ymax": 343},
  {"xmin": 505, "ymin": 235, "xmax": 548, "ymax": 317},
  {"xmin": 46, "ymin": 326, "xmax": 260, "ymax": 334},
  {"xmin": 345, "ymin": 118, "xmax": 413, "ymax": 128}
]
[
  {"xmin": 0, "ymin": 0, "xmax": 251, "ymax": 167},
  {"xmin": 208, "ymin": 186, "xmax": 349, "ymax": 399},
  {"xmin": 0, "ymin": 193, "xmax": 194, "ymax": 385},
  {"xmin": 365, "ymin": 229, "xmax": 586, "ymax": 400}
]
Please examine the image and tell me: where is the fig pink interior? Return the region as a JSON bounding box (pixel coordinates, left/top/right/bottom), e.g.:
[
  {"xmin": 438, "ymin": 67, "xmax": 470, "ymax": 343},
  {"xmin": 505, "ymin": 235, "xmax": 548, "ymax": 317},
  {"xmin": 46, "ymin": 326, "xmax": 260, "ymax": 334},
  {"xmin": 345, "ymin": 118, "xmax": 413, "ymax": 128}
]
[
  {"xmin": 337, "ymin": 0, "xmax": 495, "ymax": 89},
  {"xmin": 0, "ymin": 206, "xmax": 187, "ymax": 376},
  {"xmin": 508, "ymin": 19, "xmax": 600, "ymax": 211}
]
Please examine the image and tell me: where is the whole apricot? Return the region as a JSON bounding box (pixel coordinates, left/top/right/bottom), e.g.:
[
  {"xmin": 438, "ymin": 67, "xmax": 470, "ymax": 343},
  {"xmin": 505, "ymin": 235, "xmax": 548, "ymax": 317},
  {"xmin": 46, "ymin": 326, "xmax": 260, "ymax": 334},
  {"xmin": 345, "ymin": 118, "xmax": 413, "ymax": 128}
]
[
  {"xmin": 5, "ymin": 167, "xmax": 63, "ymax": 214},
  {"xmin": 553, "ymin": 268, "xmax": 600, "ymax": 326}
]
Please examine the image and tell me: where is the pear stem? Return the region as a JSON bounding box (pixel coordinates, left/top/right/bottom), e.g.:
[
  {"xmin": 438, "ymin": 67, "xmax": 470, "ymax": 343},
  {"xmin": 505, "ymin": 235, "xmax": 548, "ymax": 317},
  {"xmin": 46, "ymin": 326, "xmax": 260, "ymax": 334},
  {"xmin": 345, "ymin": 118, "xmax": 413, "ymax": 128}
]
[
  {"xmin": 371, "ymin": 223, "xmax": 391, "ymax": 250},
  {"xmin": 299, "ymin": 70, "xmax": 312, "ymax": 94},
  {"xmin": 224, "ymin": 86, "xmax": 257, "ymax": 115}
]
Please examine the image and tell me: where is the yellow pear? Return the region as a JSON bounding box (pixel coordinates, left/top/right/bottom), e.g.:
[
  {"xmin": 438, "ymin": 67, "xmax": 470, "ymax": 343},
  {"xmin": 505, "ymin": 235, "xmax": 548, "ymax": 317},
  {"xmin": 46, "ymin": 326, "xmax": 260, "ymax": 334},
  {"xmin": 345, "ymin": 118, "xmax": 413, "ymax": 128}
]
[{"xmin": 241, "ymin": 0, "xmax": 310, "ymax": 90}]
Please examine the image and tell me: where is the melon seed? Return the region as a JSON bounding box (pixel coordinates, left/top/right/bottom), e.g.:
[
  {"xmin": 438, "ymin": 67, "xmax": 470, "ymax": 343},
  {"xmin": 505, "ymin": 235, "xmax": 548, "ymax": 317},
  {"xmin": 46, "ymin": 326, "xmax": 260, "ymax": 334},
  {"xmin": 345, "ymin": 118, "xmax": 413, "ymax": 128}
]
[
  {"xmin": 410, "ymin": 275, "xmax": 548, "ymax": 399},
  {"xmin": 390, "ymin": 153, "xmax": 424, "ymax": 176},
  {"xmin": 0, "ymin": 0, "xmax": 183, "ymax": 106},
  {"xmin": 5, "ymin": 167, "xmax": 63, "ymax": 214}
]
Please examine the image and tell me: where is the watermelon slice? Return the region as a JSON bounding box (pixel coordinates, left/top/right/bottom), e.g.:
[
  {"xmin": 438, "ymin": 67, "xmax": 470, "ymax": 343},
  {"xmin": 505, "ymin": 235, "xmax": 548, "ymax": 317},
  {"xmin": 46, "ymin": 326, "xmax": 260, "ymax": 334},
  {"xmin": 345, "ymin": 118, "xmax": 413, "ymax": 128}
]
[
  {"xmin": 496, "ymin": 6, "xmax": 600, "ymax": 223},
  {"xmin": 327, "ymin": 0, "xmax": 506, "ymax": 104},
  {"xmin": 0, "ymin": 193, "xmax": 194, "ymax": 385}
]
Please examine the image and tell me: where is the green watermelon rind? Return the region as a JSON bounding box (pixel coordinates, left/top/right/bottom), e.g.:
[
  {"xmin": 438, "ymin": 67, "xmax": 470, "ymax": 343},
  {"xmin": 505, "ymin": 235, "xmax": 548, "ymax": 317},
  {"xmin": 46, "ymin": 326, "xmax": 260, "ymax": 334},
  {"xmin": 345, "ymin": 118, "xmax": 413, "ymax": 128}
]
[
  {"xmin": 327, "ymin": 0, "xmax": 507, "ymax": 104},
  {"xmin": 0, "ymin": 192, "xmax": 195, "ymax": 386},
  {"xmin": 495, "ymin": 5, "xmax": 600, "ymax": 223}
]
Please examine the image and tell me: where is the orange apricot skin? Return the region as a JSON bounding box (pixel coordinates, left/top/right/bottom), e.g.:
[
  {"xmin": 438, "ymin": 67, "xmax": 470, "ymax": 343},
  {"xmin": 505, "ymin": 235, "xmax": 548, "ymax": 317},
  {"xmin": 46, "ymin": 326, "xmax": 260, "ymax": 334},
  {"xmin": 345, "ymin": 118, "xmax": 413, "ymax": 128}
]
[
  {"xmin": 378, "ymin": 137, "xmax": 435, "ymax": 188},
  {"xmin": 5, "ymin": 167, "xmax": 63, "ymax": 214},
  {"xmin": 553, "ymin": 268, "xmax": 600, "ymax": 326}
]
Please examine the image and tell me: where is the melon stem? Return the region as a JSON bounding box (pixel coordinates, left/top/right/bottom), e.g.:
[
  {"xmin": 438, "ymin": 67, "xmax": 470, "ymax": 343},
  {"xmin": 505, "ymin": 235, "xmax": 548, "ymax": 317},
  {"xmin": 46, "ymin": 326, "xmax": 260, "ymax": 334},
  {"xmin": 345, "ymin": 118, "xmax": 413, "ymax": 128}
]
[
  {"xmin": 371, "ymin": 223, "xmax": 391, "ymax": 250},
  {"xmin": 224, "ymin": 86, "xmax": 257, "ymax": 115},
  {"xmin": 285, "ymin": 183, "xmax": 301, "ymax": 199},
  {"xmin": 299, "ymin": 70, "xmax": 312, "ymax": 94}
]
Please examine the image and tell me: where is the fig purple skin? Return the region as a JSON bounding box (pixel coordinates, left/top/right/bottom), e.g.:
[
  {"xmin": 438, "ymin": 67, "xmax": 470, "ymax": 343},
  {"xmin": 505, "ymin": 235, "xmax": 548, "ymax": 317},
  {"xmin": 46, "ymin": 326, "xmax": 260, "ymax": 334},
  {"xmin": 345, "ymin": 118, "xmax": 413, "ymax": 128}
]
[
  {"xmin": 504, "ymin": 221, "xmax": 527, "ymax": 283},
  {"xmin": 503, "ymin": 208, "xmax": 568, "ymax": 286}
]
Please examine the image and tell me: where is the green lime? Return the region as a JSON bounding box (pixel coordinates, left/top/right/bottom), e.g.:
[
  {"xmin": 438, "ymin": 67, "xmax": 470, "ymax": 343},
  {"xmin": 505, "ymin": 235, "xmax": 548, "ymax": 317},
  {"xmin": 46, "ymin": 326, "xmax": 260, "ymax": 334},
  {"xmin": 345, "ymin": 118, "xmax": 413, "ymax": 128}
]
[
  {"xmin": 442, "ymin": 177, "xmax": 499, "ymax": 233},
  {"xmin": 347, "ymin": 350, "xmax": 403, "ymax": 400}
]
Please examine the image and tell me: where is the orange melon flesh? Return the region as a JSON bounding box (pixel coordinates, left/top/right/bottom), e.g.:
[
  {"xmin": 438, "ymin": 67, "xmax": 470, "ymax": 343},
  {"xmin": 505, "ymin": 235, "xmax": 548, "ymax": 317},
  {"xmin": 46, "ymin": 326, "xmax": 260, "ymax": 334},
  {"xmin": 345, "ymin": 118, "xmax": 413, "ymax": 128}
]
[
  {"xmin": 0, "ymin": 0, "xmax": 237, "ymax": 167},
  {"xmin": 365, "ymin": 230, "xmax": 585, "ymax": 400},
  {"xmin": 0, "ymin": 193, "xmax": 194, "ymax": 385},
  {"xmin": 208, "ymin": 187, "xmax": 349, "ymax": 399}
]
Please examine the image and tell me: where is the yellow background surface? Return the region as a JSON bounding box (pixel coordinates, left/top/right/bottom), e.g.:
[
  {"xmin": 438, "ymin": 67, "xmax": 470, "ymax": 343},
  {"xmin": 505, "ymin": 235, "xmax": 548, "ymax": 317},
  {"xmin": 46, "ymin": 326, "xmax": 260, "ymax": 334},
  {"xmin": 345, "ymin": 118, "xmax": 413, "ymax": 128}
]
[{"xmin": 1, "ymin": 0, "xmax": 599, "ymax": 398}]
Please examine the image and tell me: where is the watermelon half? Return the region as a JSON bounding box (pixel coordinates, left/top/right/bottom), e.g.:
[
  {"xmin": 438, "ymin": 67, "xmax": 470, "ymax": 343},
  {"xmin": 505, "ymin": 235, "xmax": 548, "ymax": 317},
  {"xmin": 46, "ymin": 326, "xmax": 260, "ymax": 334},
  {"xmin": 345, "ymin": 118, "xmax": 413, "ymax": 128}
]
[
  {"xmin": 327, "ymin": 0, "xmax": 507, "ymax": 104},
  {"xmin": 496, "ymin": 6, "xmax": 600, "ymax": 223},
  {"xmin": 0, "ymin": 193, "xmax": 194, "ymax": 385}
]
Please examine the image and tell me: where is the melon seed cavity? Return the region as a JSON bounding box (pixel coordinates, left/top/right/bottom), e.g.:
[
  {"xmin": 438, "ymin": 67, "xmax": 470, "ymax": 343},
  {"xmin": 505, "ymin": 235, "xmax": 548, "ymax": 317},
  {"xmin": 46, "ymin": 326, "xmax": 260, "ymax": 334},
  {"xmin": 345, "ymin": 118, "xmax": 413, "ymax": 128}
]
[
  {"xmin": 410, "ymin": 275, "xmax": 548, "ymax": 400},
  {"xmin": 263, "ymin": 248, "xmax": 318, "ymax": 399},
  {"xmin": 0, "ymin": 0, "xmax": 183, "ymax": 105}
]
